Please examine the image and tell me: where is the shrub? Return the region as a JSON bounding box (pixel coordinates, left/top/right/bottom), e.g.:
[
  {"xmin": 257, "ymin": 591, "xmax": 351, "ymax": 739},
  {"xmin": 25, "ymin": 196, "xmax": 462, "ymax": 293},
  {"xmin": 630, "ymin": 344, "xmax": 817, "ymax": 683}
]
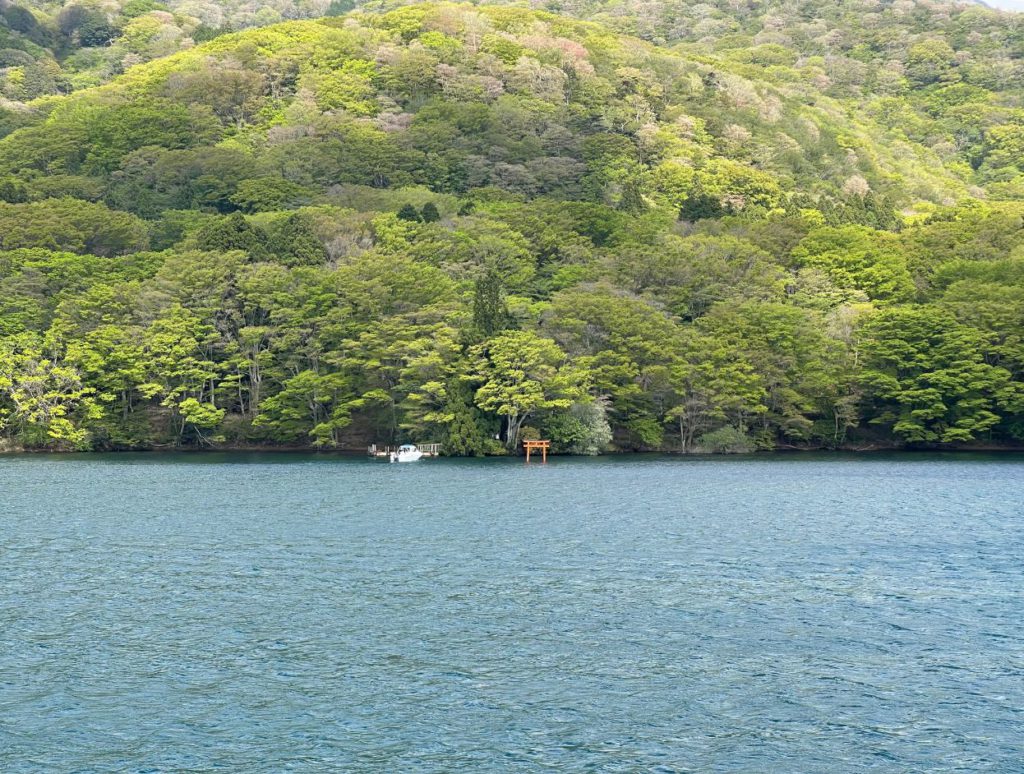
[{"xmin": 696, "ymin": 426, "xmax": 754, "ymax": 454}]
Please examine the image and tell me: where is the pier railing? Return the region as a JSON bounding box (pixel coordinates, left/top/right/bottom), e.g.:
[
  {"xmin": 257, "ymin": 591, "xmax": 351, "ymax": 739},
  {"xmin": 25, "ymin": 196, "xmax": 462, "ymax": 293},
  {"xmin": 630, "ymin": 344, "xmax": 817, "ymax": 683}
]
[{"xmin": 367, "ymin": 443, "xmax": 442, "ymax": 457}]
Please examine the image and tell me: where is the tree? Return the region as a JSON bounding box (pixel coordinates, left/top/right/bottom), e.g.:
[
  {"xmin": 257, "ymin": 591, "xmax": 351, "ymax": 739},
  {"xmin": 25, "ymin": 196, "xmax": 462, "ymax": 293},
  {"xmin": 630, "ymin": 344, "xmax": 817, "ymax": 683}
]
[
  {"xmin": 230, "ymin": 177, "xmax": 311, "ymax": 213},
  {"xmin": 0, "ymin": 177, "xmax": 29, "ymax": 204},
  {"xmin": 471, "ymin": 269, "xmax": 511, "ymax": 339},
  {"xmin": 139, "ymin": 306, "xmax": 223, "ymax": 445},
  {"xmin": 78, "ymin": 16, "xmax": 119, "ymax": 47},
  {"xmin": 194, "ymin": 212, "xmax": 269, "ymax": 259},
  {"xmin": 697, "ymin": 302, "xmax": 849, "ymax": 445},
  {"xmin": 679, "ymin": 193, "xmax": 725, "ymax": 222},
  {"xmin": 63, "ymin": 323, "xmax": 148, "ymax": 447},
  {"xmin": 162, "ymin": 63, "xmax": 266, "ymax": 128},
  {"xmin": 545, "ymin": 399, "xmax": 613, "ymax": 455},
  {"xmin": 254, "ymin": 369, "xmax": 356, "ymax": 447},
  {"xmin": 906, "ymin": 40, "xmax": 958, "ymax": 87},
  {"xmin": 266, "ymin": 213, "xmax": 327, "ymax": 267},
  {"xmin": 793, "ymin": 226, "xmax": 914, "ymax": 303},
  {"xmin": 667, "ymin": 331, "xmax": 766, "ymax": 452},
  {"xmin": 439, "ymin": 379, "xmax": 495, "ymax": 456},
  {"xmin": 397, "ymin": 203, "xmax": 422, "ymax": 222},
  {"xmin": 472, "ymin": 330, "xmax": 582, "ymax": 449},
  {"xmin": 541, "ymin": 285, "xmax": 681, "ymax": 445},
  {"xmin": 306, "ymin": 60, "xmax": 379, "ymax": 115},
  {"xmin": 3, "ymin": 5, "xmax": 38, "ymax": 34},
  {"xmin": 420, "ymin": 202, "xmax": 441, "ymax": 222},
  {"xmin": 859, "ymin": 307, "xmax": 1024, "ymax": 443},
  {"xmin": 0, "ymin": 333, "xmax": 101, "ymax": 449},
  {"xmin": 0, "ymin": 199, "xmax": 148, "ymax": 256}
]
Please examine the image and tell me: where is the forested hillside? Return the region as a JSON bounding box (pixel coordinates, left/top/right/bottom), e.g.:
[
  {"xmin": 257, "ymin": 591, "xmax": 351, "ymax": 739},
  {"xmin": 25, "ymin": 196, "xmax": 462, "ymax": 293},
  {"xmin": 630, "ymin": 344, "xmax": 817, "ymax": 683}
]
[{"xmin": 2, "ymin": 1, "xmax": 1024, "ymax": 453}]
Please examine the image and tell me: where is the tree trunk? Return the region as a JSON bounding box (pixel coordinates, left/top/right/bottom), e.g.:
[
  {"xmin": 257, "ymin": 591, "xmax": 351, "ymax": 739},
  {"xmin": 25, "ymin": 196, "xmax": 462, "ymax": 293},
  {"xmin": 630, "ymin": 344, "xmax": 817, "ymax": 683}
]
[{"xmin": 506, "ymin": 413, "xmax": 520, "ymax": 450}]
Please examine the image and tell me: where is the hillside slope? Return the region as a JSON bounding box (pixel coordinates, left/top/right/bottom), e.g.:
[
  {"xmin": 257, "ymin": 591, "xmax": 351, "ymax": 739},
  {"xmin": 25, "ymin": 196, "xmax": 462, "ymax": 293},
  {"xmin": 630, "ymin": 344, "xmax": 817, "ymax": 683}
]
[{"xmin": 1, "ymin": 3, "xmax": 1023, "ymax": 453}]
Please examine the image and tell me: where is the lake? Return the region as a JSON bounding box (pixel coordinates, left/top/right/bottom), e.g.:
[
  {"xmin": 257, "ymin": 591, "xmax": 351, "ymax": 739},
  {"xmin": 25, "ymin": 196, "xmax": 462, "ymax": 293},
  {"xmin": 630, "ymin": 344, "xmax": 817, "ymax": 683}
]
[{"xmin": 1, "ymin": 452, "xmax": 1022, "ymax": 772}]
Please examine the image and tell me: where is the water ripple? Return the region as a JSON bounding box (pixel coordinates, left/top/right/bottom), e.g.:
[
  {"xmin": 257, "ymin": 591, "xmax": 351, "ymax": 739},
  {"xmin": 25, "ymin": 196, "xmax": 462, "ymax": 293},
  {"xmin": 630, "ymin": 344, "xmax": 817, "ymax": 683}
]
[{"xmin": 1, "ymin": 452, "xmax": 1022, "ymax": 771}]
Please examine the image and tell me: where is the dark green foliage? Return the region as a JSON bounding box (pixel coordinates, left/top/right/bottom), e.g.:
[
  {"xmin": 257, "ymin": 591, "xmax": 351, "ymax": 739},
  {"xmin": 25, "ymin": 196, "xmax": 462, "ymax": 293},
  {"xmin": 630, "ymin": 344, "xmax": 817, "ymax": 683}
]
[
  {"xmin": 441, "ymin": 381, "xmax": 494, "ymax": 456},
  {"xmin": 471, "ymin": 269, "xmax": 510, "ymax": 340},
  {"xmin": 0, "ymin": 177, "xmax": 29, "ymax": 203},
  {"xmin": 57, "ymin": 5, "xmax": 117, "ymax": 47},
  {"xmin": 194, "ymin": 212, "xmax": 268, "ymax": 259},
  {"xmin": 3, "ymin": 6, "xmax": 38, "ymax": 34},
  {"xmin": 266, "ymin": 213, "xmax": 327, "ymax": 267},
  {"xmin": 191, "ymin": 24, "xmax": 227, "ymax": 44},
  {"xmin": 326, "ymin": 0, "xmax": 356, "ymax": 16},
  {"xmin": 679, "ymin": 194, "xmax": 725, "ymax": 222},
  {"xmin": 397, "ymin": 203, "xmax": 421, "ymax": 222},
  {"xmin": 618, "ymin": 180, "xmax": 647, "ymax": 214},
  {"xmin": 78, "ymin": 17, "xmax": 119, "ymax": 47},
  {"xmin": 420, "ymin": 202, "xmax": 441, "ymax": 223},
  {"xmin": 859, "ymin": 307, "xmax": 1024, "ymax": 443},
  {"xmin": 1, "ymin": 3, "xmax": 1024, "ymax": 453}
]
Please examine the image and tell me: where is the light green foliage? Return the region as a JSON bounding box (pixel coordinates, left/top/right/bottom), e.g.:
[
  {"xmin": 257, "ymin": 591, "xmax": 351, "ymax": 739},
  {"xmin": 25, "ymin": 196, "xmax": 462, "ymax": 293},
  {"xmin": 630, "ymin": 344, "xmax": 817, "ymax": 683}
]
[
  {"xmin": 0, "ymin": 199, "xmax": 148, "ymax": 256},
  {"xmin": 607, "ymin": 233, "xmax": 785, "ymax": 319},
  {"xmin": 906, "ymin": 40, "xmax": 958, "ymax": 87},
  {"xmin": 0, "ymin": 333, "xmax": 100, "ymax": 449},
  {"xmin": 231, "ymin": 177, "xmax": 312, "ymax": 213},
  {"xmin": 696, "ymin": 302, "xmax": 850, "ymax": 444},
  {"xmin": 0, "ymin": 3, "xmax": 1021, "ymax": 453},
  {"xmin": 254, "ymin": 370, "xmax": 355, "ymax": 446},
  {"xmin": 473, "ymin": 330, "xmax": 582, "ymax": 449},
  {"xmin": 793, "ymin": 226, "xmax": 915, "ymax": 303},
  {"xmin": 667, "ymin": 329, "xmax": 766, "ymax": 452},
  {"xmin": 305, "ymin": 59, "xmax": 379, "ymax": 115}
]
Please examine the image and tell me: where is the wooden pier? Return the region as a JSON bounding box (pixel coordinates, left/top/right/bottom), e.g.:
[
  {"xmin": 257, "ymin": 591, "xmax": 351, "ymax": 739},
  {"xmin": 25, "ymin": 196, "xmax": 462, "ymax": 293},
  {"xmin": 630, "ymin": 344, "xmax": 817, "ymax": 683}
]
[
  {"xmin": 367, "ymin": 443, "xmax": 441, "ymax": 458},
  {"xmin": 522, "ymin": 439, "xmax": 550, "ymax": 463}
]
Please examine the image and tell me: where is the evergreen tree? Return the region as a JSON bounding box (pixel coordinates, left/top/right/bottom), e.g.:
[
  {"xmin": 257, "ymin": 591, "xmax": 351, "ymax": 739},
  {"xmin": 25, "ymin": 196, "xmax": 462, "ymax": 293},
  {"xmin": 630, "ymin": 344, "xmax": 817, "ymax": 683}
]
[
  {"xmin": 679, "ymin": 193, "xmax": 725, "ymax": 222},
  {"xmin": 420, "ymin": 202, "xmax": 441, "ymax": 222},
  {"xmin": 442, "ymin": 381, "xmax": 493, "ymax": 456},
  {"xmin": 267, "ymin": 213, "xmax": 326, "ymax": 267},
  {"xmin": 194, "ymin": 212, "xmax": 269, "ymax": 260},
  {"xmin": 472, "ymin": 270, "xmax": 510, "ymax": 339},
  {"xmin": 397, "ymin": 204, "xmax": 422, "ymax": 222}
]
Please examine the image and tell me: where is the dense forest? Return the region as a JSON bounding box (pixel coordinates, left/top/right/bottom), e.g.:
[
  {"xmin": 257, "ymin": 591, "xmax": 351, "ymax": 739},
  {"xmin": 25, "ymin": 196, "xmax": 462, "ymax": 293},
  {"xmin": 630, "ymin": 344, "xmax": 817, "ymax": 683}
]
[{"xmin": 2, "ymin": 0, "xmax": 1024, "ymax": 453}]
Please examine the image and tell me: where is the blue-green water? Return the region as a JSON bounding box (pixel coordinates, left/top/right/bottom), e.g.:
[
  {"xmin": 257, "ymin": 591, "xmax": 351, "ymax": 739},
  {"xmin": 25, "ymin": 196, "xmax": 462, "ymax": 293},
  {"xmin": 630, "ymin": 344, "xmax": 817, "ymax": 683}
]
[{"xmin": 2, "ymin": 453, "xmax": 1022, "ymax": 772}]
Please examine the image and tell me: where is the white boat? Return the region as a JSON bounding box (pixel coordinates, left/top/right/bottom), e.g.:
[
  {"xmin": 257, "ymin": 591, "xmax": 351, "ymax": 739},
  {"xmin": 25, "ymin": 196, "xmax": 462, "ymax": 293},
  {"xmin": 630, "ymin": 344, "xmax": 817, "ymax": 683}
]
[{"xmin": 389, "ymin": 444, "xmax": 424, "ymax": 463}]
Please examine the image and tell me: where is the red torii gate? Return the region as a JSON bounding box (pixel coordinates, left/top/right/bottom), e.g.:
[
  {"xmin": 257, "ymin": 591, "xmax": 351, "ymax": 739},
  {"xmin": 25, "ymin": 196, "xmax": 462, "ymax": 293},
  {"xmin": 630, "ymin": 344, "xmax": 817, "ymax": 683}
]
[{"xmin": 522, "ymin": 439, "xmax": 550, "ymax": 463}]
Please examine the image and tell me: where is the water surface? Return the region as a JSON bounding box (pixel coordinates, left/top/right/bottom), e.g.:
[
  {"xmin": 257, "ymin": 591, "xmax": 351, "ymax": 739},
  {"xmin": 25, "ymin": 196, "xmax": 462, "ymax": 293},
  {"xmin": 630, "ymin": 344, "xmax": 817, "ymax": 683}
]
[{"xmin": 2, "ymin": 453, "xmax": 1022, "ymax": 771}]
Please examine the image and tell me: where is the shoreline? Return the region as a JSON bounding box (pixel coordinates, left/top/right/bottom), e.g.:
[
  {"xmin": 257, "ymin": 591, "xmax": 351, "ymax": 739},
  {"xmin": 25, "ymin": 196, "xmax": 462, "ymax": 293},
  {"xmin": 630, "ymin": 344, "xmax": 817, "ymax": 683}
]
[{"xmin": 3, "ymin": 443, "xmax": 1024, "ymax": 456}]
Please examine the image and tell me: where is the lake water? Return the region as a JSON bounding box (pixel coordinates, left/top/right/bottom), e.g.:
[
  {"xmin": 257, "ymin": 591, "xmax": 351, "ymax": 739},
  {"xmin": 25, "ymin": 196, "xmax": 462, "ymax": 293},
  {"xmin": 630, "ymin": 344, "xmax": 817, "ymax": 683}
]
[{"xmin": 1, "ymin": 452, "xmax": 1022, "ymax": 772}]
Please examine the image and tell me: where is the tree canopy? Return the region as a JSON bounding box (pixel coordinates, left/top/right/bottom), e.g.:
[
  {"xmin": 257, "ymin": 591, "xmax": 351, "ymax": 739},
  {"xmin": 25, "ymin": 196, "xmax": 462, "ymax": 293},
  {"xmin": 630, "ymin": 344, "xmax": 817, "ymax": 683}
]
[{"xmin": 2, "ymin": 2, "xmax": 1024, "ymax": 453}]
